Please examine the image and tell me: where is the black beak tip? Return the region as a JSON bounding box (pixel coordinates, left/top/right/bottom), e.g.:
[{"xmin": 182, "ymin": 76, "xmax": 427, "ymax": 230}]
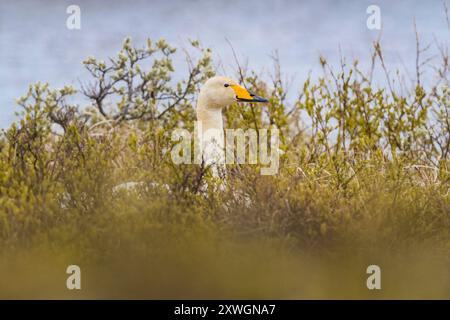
[
  {"xmin": 256, "ymin": 96, "xmax": 269, "ymax": 103},
  {"xmin": 237, "ymin": 96, "xmax": 268, "ymax": 103},
  {"xmin": 249, "ymin": 92, "xmax": 268, "ymax": 103}
]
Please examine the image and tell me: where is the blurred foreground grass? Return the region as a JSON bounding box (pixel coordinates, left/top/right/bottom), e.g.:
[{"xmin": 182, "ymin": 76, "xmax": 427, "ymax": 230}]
[
  {"xmin": 0, "ymin": 216, "xmax": 449, "ymax": 299},
  {"xmin": 0, "ymin": 179, "xmax": 448, "ymax": 299}
]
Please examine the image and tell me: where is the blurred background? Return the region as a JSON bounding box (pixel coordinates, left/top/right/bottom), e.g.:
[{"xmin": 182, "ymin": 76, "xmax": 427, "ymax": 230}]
[{"xmin": 0, "ymin": 0, "xmax": 448, "ymax": 128}]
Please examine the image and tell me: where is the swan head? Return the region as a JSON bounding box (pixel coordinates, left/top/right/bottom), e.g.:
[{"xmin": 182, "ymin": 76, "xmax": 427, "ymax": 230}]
[{"xmin": 198, "ymin": 76, "xmax": 268, "ymax": 110}]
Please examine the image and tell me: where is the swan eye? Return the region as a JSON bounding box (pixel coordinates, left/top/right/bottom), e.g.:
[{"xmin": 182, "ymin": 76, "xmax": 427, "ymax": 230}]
[{"xmin": 224, "ymin": 84, "xmax": 230, "ymax": 87}]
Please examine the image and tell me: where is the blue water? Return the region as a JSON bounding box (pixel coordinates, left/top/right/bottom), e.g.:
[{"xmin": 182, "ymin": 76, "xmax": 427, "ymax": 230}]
[{"xmin": 0, "ymin": 0, "xmax": 448, "ymax": 128}]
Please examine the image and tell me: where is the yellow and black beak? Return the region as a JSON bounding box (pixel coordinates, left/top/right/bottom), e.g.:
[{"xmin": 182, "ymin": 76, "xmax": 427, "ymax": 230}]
[{"xmin": 231, "ymin": 84, "xmax": 268, "ymax": 103}]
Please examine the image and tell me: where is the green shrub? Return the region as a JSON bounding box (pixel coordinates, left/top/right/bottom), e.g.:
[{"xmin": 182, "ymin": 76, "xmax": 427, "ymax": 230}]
[{"xmin": 0, "ymin": 37, "xmax": 448, "ymax": 298}]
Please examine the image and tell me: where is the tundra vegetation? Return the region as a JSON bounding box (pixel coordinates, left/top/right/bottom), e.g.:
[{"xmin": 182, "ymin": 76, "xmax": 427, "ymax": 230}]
[{"xmin": 0, "ymin": 33, "xmax": 449, "ymax": 298}]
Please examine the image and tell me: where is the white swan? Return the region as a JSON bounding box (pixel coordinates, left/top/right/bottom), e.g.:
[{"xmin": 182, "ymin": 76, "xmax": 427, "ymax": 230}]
[
  {"xmin": 56, "ymin": 76, "xmax": 268, "ymax": 210},
  {"xmin": 113, "ymin": 76, "xmax": 268, "ymax": 193},
  {"xmin": 196, "ymin": 76, "xmax": 268, "ymax": 178}
]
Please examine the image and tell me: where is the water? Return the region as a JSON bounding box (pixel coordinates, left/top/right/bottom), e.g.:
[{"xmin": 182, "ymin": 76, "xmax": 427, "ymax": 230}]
[{"xmin": 0, "ymin": 0, "xmax": 448, "ymax": 128}]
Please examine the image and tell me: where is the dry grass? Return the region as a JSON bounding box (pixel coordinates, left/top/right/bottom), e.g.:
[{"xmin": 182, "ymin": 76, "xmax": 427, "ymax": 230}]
[{"xmin": 0, "ymin": 34, "xmax": 449, "ymax": 299}]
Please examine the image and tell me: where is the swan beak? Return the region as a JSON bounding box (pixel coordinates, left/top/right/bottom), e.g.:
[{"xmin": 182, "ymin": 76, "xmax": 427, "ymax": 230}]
[{"xmin": 232, "ymin": 84, "xmax": 268, "ymax": 103}]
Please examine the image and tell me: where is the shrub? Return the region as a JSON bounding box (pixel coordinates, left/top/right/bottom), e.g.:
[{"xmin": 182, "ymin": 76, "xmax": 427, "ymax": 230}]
[{"xmin": 0, "ymin": 36, "xmax": 449, "ymax": 298}]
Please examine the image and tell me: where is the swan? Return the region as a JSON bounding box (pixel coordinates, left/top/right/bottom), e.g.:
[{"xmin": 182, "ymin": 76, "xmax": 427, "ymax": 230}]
[
  {"xmin": 112, "ymin": 76, "xmax": 268, "ymax": 193},
  {"xmin": 196, "ymin": 76, "xmax": 268, "ymax": 178},
  {"xmin": 57, "ymin": 76, "xmax": 268, "ymax": 210}
]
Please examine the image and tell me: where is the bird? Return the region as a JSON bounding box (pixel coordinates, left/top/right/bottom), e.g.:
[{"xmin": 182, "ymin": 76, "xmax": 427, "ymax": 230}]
[
  {"xmin": 112, "ymin": 76, "xmax": 268, "ymax": 194},
  {"xmin": 196, "ymin": 76, "xmax": 268, "ymax": 179},
  {"xmin": 57, "ymin": 76, "xmax": 268, "ymax": 210}
]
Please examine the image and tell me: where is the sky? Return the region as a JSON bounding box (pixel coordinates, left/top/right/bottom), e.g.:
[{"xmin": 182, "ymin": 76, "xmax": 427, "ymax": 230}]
[{"xmin": 0, "ymin": 0, "xmax": 449, "ymax": 128}]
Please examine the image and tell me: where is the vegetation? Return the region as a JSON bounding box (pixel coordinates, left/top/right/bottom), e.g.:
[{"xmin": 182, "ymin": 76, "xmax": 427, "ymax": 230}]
[{"xmin": 0, "ymin": 33, "xmax": 448, "ymax": 298}]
